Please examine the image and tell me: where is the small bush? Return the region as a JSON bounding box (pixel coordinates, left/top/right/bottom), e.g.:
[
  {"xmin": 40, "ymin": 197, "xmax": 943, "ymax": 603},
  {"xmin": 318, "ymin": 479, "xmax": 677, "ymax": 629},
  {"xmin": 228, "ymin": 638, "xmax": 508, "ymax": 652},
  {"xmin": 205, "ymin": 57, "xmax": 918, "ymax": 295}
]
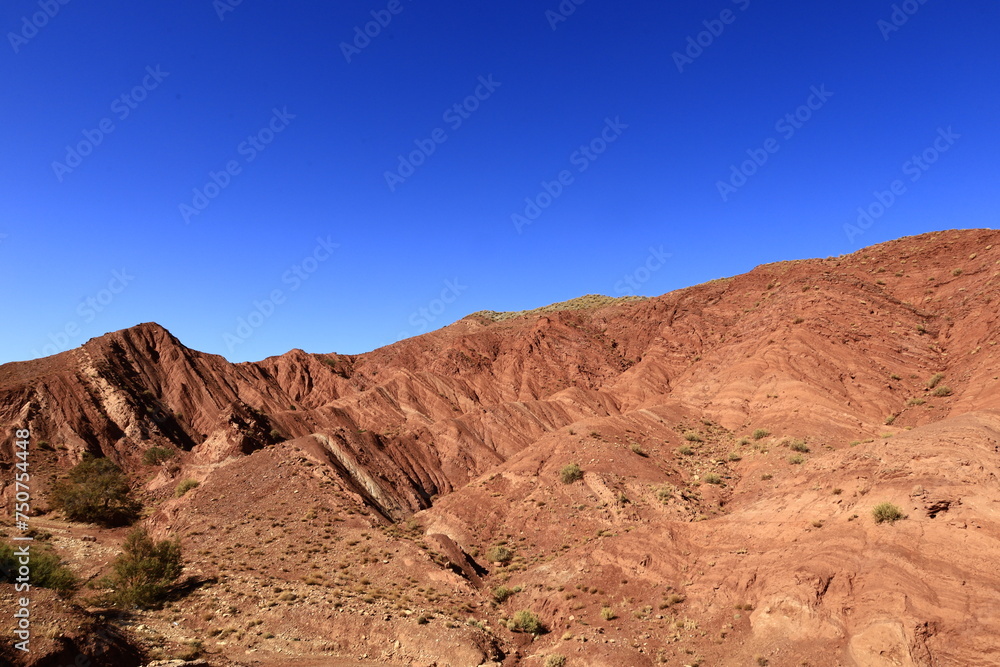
[
  {"xmin": 510, "ymin": 609, "xmax": 545, "ymax": 634},
  {"xmin": 103, "ymin": 527, "xmax": 182, "ymax": 608},
  {"xmin": 493, "ymin": 585, "xmax": 516, "ymax": 603},
  {"xmin": 872, "ymin": 502, "xmax": 905, "ymax": 524},
  {"xmin": 560, "ymin": 464, "xmax": 583, "ymax": 484},
  {"xmin": 600, "ymin": 606, "xmax": 616, "ymax": 621},
  {"xmin": 788, "ymin": 454, "xmax": 804, "ymax": 465},
  {"xmin": 752, "ymin": 429, "xmax": 769, "ymax": 440},
  {"xmin": 677, "ymin": 446, "xmax": 694, "ymax": 456},
  {"xmin": 907, "ymin": 397, "xmax": 926, "ymax": 406},
  {"xmin": 544, "ymin": 655, "xmax": 567, "ymax": 667},
  {"xmin": 487, "ymin": 545, "xmax": 513, "ymax": 564},
  {"xmin": 683, "ymin": 432, "xmax": 702, "ymax": 442},
  {"xmin": 0, "ymin": 543, "xmax": 77, "ymax": 596},
  {"xmin": 884, "ymin": 415, "xmax": 896, "ymax": 426},
  {"xmin": 703, "ymin": 473, "xmax": 722, "ymax": 485},
  {"xmin": 656, "ymin": 485, "xmax": 674, "ymax": 503},
  {"xmin": 727, "ymin": 452, "xmax": 742, "ymax": 461},
  {"xmin": 788, "ymin": 440, "xmax": 810, "ymax": 453},
  {"xmin": 629, "ymin": 443, "xmax": 648, "ymax": 457},
  {"xmin": 52, "ymin": 456, "xmax": 140, "ymax": 526},
  {"xmin": 142, "ymin": 446, "xmax": 176, "ymax": 466},
  {"xmin": 175, "ymin": 479, "xmax": 199, "ymax": 497},
  {"xmin": 933, "ymin": 386, "xmax": 953, "ymax": 397},
  {"xmin": 927, "ymin": 373, "xmax": 945, "ymax": 389}
]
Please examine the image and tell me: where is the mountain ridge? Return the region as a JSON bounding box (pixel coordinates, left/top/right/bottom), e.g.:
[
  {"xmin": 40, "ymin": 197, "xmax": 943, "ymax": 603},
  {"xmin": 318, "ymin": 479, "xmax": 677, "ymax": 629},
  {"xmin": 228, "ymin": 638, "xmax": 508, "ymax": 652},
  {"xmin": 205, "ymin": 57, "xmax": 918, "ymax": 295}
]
[{"xmin": 2, "ymin": 227, "xmax": 999, "ymax": 666}]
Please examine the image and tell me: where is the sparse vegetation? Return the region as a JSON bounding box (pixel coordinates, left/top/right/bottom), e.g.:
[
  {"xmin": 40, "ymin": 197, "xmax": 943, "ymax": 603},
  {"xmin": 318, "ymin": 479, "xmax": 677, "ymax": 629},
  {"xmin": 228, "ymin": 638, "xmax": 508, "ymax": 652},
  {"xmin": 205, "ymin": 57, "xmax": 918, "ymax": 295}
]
[
  {"xmin": 175, "ymin": 479, "xmax": 200, "ymax": 497},
  {"xmin": 0, "ymin": 543, "xmax": 77, "ymax": 596},
  {"xmin": 873, "ymin": 502, "xmax": 905, "ymax": 524},
  {"xmin": 907, "ymin": 397, "xmax": 926, "ymax": 406},
  {"xmin": 656, "ymin": 485, "xmax": 674, "ymax": 503},
  {"xmin": 544, "ymin": 655, "xmax": 567, "ymax": 667},
  {"xmin": 788, "ymin": 440, "xmax": 810, "ymax": 453},
  {"xmin": 629, "ymin": 443, "xmax": 648, "ymax": 457},
  {"xmin": 510, "ymin": 609, "xmax": 545, "ymax": 634},
  {"xmin": 487, "ymin": 545, "xmax": 513, "ymax": 564},
  {"xmin": 752, "ymin": 429, "xmax": 769, "ymax": 440},
  {"xmin": 788, "ymin": 454, "xmax": 804, "ymax": 465},
  {"xmin": 600, "ymin": 606, "xmax": 616, "ymax": 620},
  {"xmin": 560, "ymin": 463, "xmax": 583, "ymax": 484},
  {"xmin": 703, "ymin": 473, "xmax": 722, "ymax": 485},
  {"xmin": 52, "ymin": 455, "xmax": 141, "ymax": 526},
  {"xmin": 933, "ymin": 386, "xmax": 953, "ymax": 397},
  {"xmin": 677, "ymin": 446, "xmax": 694, "ymax": 456},
  {"xmin": 927, "ymin": 373, "xmax": 945, "ymax": 389},
  {"xmin": 683, "ymin": 431, "xmax": 702, "ymax": 442},
  {"xmin": 102, "ymin": 527, "xmax": 182, "ymax": 608},
  {"xmin": 884, "ymin": 415, "xmax": 896, "ymax": 426},
  {"xmin": 493, "ymin": 585, "xmax": 516, "ymax": 603},
  {"xmin": 142, "ymin": 446, "xmax": 176, "ymax": 466}
]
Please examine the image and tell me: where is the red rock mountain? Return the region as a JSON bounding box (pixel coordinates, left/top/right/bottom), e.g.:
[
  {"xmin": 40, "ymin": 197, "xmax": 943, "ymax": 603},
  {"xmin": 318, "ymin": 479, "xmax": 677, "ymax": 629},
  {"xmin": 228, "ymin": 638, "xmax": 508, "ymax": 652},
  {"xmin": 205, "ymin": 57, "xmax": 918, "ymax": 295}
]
[{"xmin": 2, "ymin": 229, "xmax": 999, "ymax": 666}]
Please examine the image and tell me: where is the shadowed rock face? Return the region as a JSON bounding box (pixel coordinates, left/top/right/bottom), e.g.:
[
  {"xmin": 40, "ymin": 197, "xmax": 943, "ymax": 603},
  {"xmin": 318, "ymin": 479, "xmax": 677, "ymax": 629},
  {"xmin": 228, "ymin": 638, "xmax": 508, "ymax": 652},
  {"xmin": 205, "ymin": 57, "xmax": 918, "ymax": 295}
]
[{"xmin": 2, "ymin": 229, "xmax": 999, "ymax": 666}]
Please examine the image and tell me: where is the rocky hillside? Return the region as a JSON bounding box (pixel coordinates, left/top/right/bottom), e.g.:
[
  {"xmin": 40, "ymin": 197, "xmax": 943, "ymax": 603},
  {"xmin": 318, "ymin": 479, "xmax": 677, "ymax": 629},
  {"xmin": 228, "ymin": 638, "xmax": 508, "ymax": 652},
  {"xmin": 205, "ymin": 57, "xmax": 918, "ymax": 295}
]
[{"xmin": 2, "ymin": 229, "xmax": 999, "ymax": 666}]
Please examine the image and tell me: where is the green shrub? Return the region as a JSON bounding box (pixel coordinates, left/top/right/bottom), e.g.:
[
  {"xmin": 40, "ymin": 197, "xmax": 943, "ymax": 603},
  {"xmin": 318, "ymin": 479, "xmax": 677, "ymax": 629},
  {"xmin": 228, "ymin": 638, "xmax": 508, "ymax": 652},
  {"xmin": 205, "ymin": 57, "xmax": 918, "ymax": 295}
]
[
  {"xmin": 104, "ymin": 527, "xmax": 182, "ymax": 608},
  {"xmin": 927, "ymin": 373, "xmax": 945, "ymax": 389},
  {"xmin": 933, "ymin": 386, "xmax": 953, "ymax": 397},
  {"xmin": 175, "ymin": 479, "xmax": 199, "ymax": 497},
  {"xmin": 142, "ymin": 446, "xmax": 176, "ymax": 466},
  {"xmin": 677, "ymin": 446, "xmax": 694, "ymax": 456},
  {"xmin": 600, "ymin": 606, "xmax": 616, "ymax": 620},
  {"xmin": 486, "ymin": 545, "xmax": 513, "ymax": 564},
  {"xmin": 656, "ymin": 485, "xmax": 674, "ymax": 503},
  {"xmin": 789, "ymin": 440, "xmax": 810, "ymax": 453},
  {"xmin": 788, "ymin": 454, "xmax": 804, "ymax": 465},
  {"xmin": 907, "ymin": 397, "xmax": 926, "ymax": 406},
  {"xmin": 872, "ymin": 502, "xmax": 905, "ymax": 524},
  {"xmin": 703, "ymin": 473, "xmax": 722, "ymax": 485},
  {"xmin": 0, "ymin": 543, "xmax": 77, "ymax": 596},
  {"xmin": 752, "ymin": 429, "xmax": 769, "ymax": 440},
  {"xmin": 52, "ymin": 456, "xmax": 140, "ymax": 526},
  {"xmin": 510, "ymin": 609, "xmax": 544, "ymax": 634},
  {"xmin": 683, "ymin": 432, "xmax": 702, "ymax": 442},
  {"xmin": 560, "ymin": 464, "xmax": 583, "ymax": 484},
  {"xmin": 544, "ymin": 655, "xmax": 567, "ymax": 667},
  {"xmin": 493, "ymin": 585, "xmax": 516, "ymax": 603}
]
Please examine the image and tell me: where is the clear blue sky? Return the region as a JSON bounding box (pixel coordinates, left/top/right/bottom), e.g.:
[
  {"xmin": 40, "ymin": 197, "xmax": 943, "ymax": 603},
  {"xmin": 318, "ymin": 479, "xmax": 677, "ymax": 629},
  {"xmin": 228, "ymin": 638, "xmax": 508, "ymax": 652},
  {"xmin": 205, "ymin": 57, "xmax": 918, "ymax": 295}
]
[{"xmin": 1, "ymin": 1, "xmax": 997, "ymax": 363}]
